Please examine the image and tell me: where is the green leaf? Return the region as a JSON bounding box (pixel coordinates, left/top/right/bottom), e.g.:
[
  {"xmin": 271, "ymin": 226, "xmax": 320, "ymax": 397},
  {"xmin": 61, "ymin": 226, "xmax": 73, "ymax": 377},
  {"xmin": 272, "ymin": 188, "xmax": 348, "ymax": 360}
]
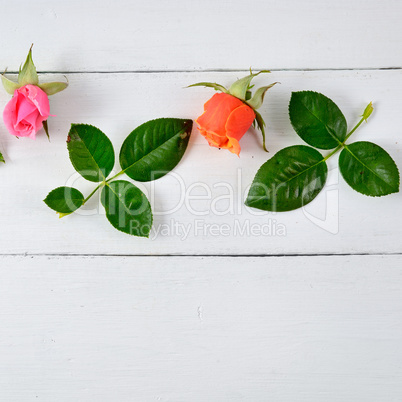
[
  {"xmin": 289, "ymin": 91, "xmax": 347, "ymax": 149},
  {"xmin": 229, "ymin": 70, "xmax": 270, "ymax": 101},
  {"xmin": 67, "ymin": 124, "xmax": 115, "ymax": 182},
  {"xmin": 39, "ymin": 81, "xmax": 68, "ymax": 96},
  {"xmin": 1, "ymin": 74, "xmax": 21, "ymax": 94},
  {"xmin": 101, "ymin": 180, "xmax": 153, "ymax": 237},
  {"xmin": 0, "ymin": 151, "xmax": 4, "ymax": 163},
  {"xmin": 339, "ymin": 141, "xmax": 400, "ymax": 196},
  {"xmin": 18, "ymin": 45, "xmax": 39, "ymax": 86},
  {"xmin": 44, "ymin": 186, "xmax": 84, "ymax": 214},
  {"xmin": 187, "ymin": 82, "xmax": 228, "ymax": 93},
  {"xmin": 120, "ymin": 118, "xmax": 193, "ymax": 182},
  {"xmin": 246, "ymin": 82, "xmax": 277, "ymax": 110},
  {"xmin": 245, "ymin": 145, "xmax": 328, "ymax": 212}
]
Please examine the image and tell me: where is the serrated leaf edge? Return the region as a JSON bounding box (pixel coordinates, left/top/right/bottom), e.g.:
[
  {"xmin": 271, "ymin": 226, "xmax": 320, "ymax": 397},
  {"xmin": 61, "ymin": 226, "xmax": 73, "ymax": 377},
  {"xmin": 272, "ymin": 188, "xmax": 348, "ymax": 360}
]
[
  {"xmin": 340, "ymin": 142, "xmax": 400, "ymax": 197},
  {"xmin": 119, "ymin": 118, "xmax": 193, "ymax": 181},
  {"xmin": 289, "ymin": 90, "xmax": 347, "ymax": 149},
  {"xmin": 101, "ymin": 181, "xmax": 153, "ymax": 238},
  {"xmin": 43, "ymin": 186, "xmax": 85, "ymax": 213},
  {"xmin": 245, "ymin": 145, "xmax": 327, "ymax": 209},
  {"xmin": 67, "ymin": 123, "xmax": 115, "ymax": 182}
]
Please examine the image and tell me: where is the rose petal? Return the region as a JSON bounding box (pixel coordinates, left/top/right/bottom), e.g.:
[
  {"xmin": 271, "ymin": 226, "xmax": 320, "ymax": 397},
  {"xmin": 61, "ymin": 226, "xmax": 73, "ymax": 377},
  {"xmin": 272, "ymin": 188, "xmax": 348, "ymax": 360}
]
[
  {"xmin": 225, "ymin": 104, "xmax": 256, "ymax": 156},
  {"xmin": 13, "ymin": 121, "xmax": 32, "ymax": 138},
  {"xmin": 3, "ymin": 85, "xmax": 50, "ymax": 139},
  {"xmin": 196, "ymin": 93, "xmax": 244, "ymax": 138},
  {"xmin": 16, "ymin": 98, "xmax": 36, "ymax": 125},
  {"xmin": 198, "ymin": 127, "xmax": 227, "ymax": 148},
  {"xmin": 22, "ymin": 110, "xmax": 40, "ymax": 127},
  {"xmin": 3, "ymin": 95, "xmax": 19, "ymax": 137},
  {"xmin": 217, "ymin": 138, "xmax": 240, "ymax": 156},
  {"xmin": 25, "ymin": 85, "xmax": 50, "ymax": 117}
]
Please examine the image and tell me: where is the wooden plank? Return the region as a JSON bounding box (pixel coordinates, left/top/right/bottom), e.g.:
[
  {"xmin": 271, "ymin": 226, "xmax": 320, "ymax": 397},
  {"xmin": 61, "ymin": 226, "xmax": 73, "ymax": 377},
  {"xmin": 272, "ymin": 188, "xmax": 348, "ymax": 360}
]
[
  {"xmin": 0, "ymin": 70, "xmax": 401, "ymax": 255},
  {"xmin": 0, "ymin": 254, "xmax": 401, "ymax": 401},
  {"xmin": 0, "ymin": 0, "xmax": 401, "ymax": 71}
]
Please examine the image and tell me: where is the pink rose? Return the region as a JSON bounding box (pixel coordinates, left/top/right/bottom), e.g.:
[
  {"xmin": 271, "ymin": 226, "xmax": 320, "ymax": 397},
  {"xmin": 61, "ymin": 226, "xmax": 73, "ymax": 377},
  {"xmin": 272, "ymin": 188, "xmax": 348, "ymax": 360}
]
[{"xmin": 3, "ymin": 84, "xmax": 50, "ymax": 139}]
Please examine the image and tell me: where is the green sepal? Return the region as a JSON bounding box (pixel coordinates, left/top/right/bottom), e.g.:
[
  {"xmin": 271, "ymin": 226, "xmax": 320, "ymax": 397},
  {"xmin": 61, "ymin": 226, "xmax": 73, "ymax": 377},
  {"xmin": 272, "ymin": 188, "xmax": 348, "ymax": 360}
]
[
  {"xmin": 254, "ymin": 110, "xmax": 268, "ymax": 152},
  {"xmin": 0, "ymin": 151, "xmax": 4, "ymax": 163},
  {"xmin": 229, "ymin": 70, "xmax": 270, "ymax": 101},
  {"xmin": 1, "ymin": 72, "xmax": 21, "ymax": 94},
  {"xmin": 42, "ymin": 120, "xmax": 50, "ymax": 141},
  {"xmin": 187, "ymin": 82, "xmax": 228, "ymax": 93},
  {"xmin": 18, "ymin": 45, "xmax": 39, "ymax": 86},
  {"xmin": 246, "ymin": 82, "xmax": 277, "ymax": 110},
  {"xmin": 39, "ymin": 81, "xmax": 68, "ymax": 96}
]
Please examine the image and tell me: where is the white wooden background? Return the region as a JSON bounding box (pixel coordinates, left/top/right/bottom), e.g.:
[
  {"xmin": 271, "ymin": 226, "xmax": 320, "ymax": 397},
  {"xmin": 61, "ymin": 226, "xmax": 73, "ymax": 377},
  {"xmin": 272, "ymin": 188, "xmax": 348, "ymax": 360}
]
[{"xmin": 0, "ymin": 1, "xmax": 401, "ymax": 400}]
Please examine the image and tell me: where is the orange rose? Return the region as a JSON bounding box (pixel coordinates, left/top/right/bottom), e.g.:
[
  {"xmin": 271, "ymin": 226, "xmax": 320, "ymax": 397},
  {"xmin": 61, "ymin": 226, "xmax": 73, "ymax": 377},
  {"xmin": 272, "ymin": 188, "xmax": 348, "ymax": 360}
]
[
  {"xmin": 189, "ymin": 71, "xmax": 276, "ymax": 154},
  {"xmin": 196, "ymin": 93, "xmax": 256, "ymax": 156}
]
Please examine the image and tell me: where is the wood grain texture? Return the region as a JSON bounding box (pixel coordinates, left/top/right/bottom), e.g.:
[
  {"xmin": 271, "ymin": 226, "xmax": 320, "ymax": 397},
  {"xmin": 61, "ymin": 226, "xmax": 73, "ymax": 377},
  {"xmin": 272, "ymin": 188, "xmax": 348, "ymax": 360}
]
[
  {"xmin": 1, "ymin": 0, "xmax": 402, "ymax": 71},
  {"xmin": 1, "ymin": 1, "xmax": 401, "ymax": 399},
  {"xmin": 0, "ymin": 255, "xmax": 401, "ymax": 401},
  {"xmin": 0, "ymin": 70, "xmax": 400, "ymax": 255}
]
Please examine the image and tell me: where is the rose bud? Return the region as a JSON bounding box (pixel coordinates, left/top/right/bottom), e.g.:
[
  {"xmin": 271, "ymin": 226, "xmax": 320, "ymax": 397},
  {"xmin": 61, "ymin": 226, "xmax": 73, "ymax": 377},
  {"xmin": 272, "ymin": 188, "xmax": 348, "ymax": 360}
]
[
  {"xmin": 196, "ymin": 93, "xmax": 255, "ymax": 156},
  {"xmin": 3, "ymin": 85, "xmax": 50, "ymax": 139},
  {"xmin": 1, "ymin": 44, "xmax": 68, "ymax": 139},
  {"xmin": 189, "ymin": 71, "xmax": 277, "ymax": 155}
]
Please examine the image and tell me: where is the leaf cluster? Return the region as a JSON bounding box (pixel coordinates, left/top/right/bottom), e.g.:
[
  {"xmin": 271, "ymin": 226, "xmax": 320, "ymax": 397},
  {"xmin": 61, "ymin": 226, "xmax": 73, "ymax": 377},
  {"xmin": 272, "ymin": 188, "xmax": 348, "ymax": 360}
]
[
  {"xmin": 44, "ymin": 118, "xmax": 193, "ymax": 237},
  {"xmin": 246, "ymin": 91, "xmax": 399, "ymax": 212}
]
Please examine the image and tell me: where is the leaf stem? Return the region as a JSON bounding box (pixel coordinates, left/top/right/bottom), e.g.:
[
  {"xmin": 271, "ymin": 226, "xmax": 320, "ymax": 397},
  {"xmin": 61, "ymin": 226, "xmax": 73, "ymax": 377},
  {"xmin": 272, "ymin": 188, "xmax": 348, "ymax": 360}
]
[
  {"xmin": 81, "ymin": 170, "xmax": 126, "ymax": 207},
  {"xmin": 323, "ymin": 144, "xmax": 343, "ymax": 161},
  {"xmin": 82, "ymin": 182, "xmax": 104, "ymax": 205},
  {"xmin": 105, "ymin": 170, "xmax": 125, "ymax": 183},
  {"xmin": 324, "ymin": 103, "xmax": 373, "ymax": 162},
  {"xmin": 342, "ymin": 116, "xmax": 365, "ymax": 144}
]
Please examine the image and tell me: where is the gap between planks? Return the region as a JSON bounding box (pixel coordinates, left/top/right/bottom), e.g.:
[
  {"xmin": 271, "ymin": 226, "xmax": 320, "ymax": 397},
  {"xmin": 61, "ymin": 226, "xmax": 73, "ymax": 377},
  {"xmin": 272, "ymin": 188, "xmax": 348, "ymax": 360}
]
[
  {"xmin": 4, "ymin": 67, "xmax": 402, "ymax": 75},
  {"xmin": 0, "ymin": 252, "xmax": 401, "ymax": 258}
]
